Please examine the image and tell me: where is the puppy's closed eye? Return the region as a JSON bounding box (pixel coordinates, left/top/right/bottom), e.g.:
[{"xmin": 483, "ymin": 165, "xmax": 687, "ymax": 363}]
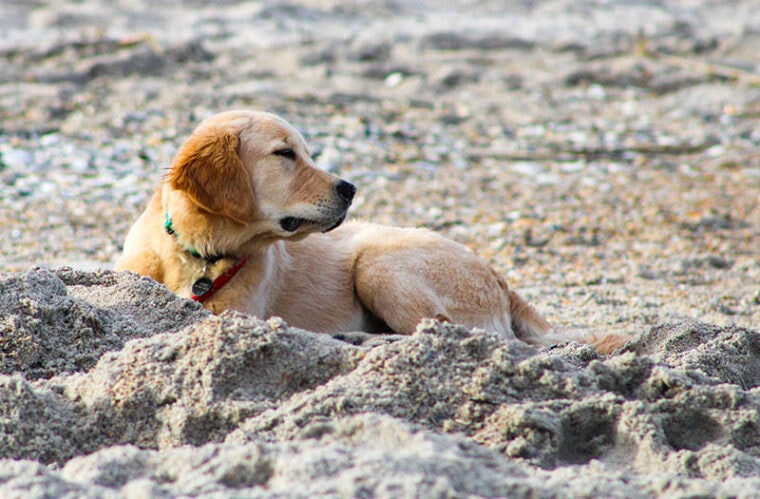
[{"xmin": 273, "ymin": 148, "xmax": 296, "ymax": 161}]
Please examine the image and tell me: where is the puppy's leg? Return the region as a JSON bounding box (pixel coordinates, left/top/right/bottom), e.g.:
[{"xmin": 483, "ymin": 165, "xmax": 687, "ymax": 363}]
[
  {"xmin": 353, "ymin": 243, "xmax": 519, "ymax": 338},
  {"xmin": 354, "ymin": 254, "xmax": 450, "ymax": 333}
]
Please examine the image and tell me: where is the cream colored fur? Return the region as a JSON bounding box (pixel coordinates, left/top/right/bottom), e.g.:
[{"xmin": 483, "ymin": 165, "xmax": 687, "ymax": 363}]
[{"xmin": 116, "ymin": 110, "xmax": 628, "ymax": 353}]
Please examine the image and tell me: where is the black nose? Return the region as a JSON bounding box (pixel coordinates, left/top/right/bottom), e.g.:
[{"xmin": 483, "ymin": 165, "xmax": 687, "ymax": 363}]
[{"xmin": 335, "ymin": 180, "xmax": 356, "ymax": 205}]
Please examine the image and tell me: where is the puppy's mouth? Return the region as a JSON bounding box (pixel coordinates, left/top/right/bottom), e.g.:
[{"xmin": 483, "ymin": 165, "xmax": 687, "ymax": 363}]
[
  {"xmin": 279, "ymin": 217, "xmax": 305, "ymax": 232},
  {"xmin": 279, "ymin": 214, "xmax": 346, "ymax": 233},
  {"xmin": 324, "ymin": 214, "xmax": 346, "ymax": 232}
]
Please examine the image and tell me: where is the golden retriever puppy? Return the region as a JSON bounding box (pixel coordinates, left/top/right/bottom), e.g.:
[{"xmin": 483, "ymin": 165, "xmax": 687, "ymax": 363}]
[{"xmin": 116, "ymin": 110, "xmax": 627, "ymax": 352}]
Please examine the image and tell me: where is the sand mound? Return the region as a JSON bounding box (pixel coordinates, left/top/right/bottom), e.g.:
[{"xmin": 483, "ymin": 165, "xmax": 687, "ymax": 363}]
[
  {"xmin": 627, "ymin": 321, "xmax": 760, "ymax": 389},
  {"xmin": 1, "ymin": 268, "xmax": 759, "ymax": 496},
  {"xmin": 0, "ymin": 268, "xmax": 207, "ymax": 379}
]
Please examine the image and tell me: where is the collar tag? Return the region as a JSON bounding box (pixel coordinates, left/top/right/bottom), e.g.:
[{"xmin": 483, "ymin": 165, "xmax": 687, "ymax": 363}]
[
  {"xmin": 192, "ymin": 277, "xmax": 213, "ymax": 296},
  {"xmin": 191, "ymin": 257, "xmax": 248, "ymax": 303}
]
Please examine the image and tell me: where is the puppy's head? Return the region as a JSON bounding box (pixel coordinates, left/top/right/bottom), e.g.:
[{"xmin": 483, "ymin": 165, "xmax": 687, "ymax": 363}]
[{"xmin": 166, "ymin": 110, "xmax": 355, "ymax": 240}]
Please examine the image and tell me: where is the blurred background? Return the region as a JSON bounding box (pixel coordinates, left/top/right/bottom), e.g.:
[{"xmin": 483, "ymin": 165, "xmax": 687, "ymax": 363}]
[{"xmin": 1, "ymin": 0, "xmax": 759, "ymax": 334}]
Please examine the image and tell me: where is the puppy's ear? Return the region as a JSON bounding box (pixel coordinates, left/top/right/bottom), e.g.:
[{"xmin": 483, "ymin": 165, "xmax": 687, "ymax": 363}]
[{"xmin": 167, "ymin": 128, "xmax": 256, "ymax": 224}]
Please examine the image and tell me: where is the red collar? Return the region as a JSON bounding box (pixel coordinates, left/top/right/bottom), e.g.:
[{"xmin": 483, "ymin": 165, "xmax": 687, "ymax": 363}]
[{"xmin": 191, "ymin": 257, "xmax": 248, "ymax": 303}]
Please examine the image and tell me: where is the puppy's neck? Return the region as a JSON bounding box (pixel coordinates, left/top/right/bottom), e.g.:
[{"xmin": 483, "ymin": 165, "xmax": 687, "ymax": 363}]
[
  {"xmin": 159, "ymin": 185, "xmax": 274, "ymax": 260},
  {"xmin": 163, "ymin": 211, "xmax": 226, "ymax": 263}
]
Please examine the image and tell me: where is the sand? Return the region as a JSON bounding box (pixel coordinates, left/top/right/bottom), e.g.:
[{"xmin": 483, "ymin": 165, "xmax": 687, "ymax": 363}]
[{"xmin": 0, "ymin": 268, "xmax": 759, "ymax": 496}]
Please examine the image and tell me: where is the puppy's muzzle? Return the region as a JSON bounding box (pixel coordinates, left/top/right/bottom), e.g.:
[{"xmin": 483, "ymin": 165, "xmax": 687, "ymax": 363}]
[{"xmin": 279, "ymin": 180, "xmax": 356, "ymax": 233}]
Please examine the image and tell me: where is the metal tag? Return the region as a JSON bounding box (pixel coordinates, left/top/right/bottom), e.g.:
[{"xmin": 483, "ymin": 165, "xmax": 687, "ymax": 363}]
[{"xmin": 192, "ymin": 277, "xmax": 213, "ymax": 296}]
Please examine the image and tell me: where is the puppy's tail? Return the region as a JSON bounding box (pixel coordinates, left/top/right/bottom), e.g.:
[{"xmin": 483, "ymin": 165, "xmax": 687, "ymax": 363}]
[
  {"xmin": 508, "ymin": 290, "xmax": 552, "ymax": 340},
  {"xmin": 509, "ymin": 290, "xmax": 631, "ymax": 354}
]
